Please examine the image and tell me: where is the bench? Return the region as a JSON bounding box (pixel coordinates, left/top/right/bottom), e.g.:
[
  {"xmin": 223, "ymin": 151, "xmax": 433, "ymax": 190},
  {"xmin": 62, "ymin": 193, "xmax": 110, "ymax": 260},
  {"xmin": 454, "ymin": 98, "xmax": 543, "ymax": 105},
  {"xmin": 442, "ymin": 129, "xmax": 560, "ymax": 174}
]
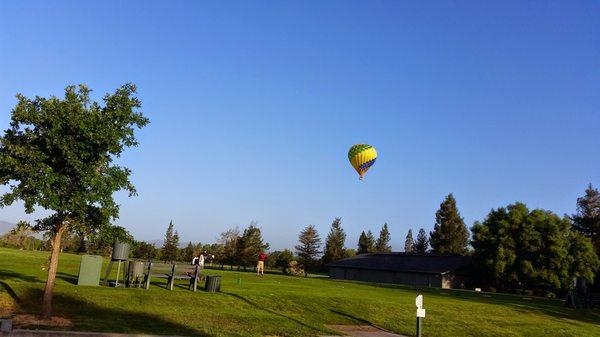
[{"xmin": 143, "ymin": 262, "xmax": 203, "ymax": 291}]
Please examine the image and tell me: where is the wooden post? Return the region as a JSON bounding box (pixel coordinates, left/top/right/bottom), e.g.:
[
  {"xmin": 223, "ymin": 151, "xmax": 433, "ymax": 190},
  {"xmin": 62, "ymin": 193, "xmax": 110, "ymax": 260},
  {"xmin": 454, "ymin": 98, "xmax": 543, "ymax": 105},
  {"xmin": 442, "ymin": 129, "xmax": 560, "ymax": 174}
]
[
  {"xmin": 190, "ymin": 265, "xmax": 199, "ymax": 292},
  {"xmin": 144, "ymin": 262, "xmax": 152, "ymax": 290}
]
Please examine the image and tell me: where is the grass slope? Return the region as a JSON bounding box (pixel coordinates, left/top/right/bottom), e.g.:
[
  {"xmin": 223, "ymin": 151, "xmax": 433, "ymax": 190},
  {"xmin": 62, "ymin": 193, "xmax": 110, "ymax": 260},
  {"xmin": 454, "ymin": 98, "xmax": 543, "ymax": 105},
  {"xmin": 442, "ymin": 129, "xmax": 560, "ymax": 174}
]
[{"xmin": 0, "ymin": 248, "xmax": 598, "ymax": 337}]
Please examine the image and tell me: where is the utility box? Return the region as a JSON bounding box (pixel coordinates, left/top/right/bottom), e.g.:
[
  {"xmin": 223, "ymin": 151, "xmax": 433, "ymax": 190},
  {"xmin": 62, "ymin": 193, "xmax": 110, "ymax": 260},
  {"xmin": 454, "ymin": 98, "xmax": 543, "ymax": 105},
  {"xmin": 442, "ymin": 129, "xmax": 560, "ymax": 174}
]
[{"xmin": 77, "ymin": 255, "xmax": 103, "ymax": 286}]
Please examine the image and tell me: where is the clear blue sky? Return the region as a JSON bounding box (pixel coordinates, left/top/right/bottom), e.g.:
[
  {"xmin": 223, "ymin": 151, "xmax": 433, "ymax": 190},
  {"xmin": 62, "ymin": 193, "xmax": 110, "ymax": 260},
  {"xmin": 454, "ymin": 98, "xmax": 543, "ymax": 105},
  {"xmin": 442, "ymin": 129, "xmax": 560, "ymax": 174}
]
[{"xmin": 1, "ymin": 1, "xmax": 599, "ymax": 250}]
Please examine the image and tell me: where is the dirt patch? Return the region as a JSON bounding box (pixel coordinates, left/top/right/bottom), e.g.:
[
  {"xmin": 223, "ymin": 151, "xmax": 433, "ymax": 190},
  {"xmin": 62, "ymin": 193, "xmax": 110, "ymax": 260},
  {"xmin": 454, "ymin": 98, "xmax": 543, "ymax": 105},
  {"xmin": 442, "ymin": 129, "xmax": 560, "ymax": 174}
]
[{"xmin": 12, "ymin": 314, "xmax": 73, "ymax": 328}]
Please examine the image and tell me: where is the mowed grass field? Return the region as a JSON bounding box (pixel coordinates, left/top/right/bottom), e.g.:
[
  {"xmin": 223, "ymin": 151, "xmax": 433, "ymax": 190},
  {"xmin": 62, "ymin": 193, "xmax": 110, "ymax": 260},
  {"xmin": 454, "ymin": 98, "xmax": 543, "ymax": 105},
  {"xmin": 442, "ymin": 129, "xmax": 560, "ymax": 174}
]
[{"xmin": 0, "ymin": 248, "xmax": 599, "ymax": 337}]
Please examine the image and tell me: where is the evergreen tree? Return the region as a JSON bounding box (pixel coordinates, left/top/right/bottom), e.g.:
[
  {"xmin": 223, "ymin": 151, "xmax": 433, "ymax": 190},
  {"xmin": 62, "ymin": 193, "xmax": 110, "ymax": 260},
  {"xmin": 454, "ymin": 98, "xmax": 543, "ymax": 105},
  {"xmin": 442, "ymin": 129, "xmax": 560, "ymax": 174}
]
[
  {"xmin": 161, "ymin": 221, "xmax": 178, "ymax": 262},
  {"xmin": 295, "ymin": 225, "xmax": 322, "ymax": 276},
  {"xmin": 414, "ymin": 228, "xmax": 429, "ymax": 253},
  {"xmin": 322, "ymin": 217, "xmax": 346, "ymax": 265},
  {"xmin": 376, "ymin": 223, "xmax": 392, "ymax": 252},
  {"xmin": 366, "ymin": 230, "xmax": 376, "ymax": 252},
  {"xmin": 357, "ymin": 231, "xmax": 369, "ymax": 254},
  {"xmin": 430, "ymin": 194, "xmax": 469, "ymax": 254},
  {"xmin": 572, "ymin": 184, "xmax": 600, "ymax": 256},
  {"xmin": 404, "ymin": 229, "xmax": 414, "ymax": 253},
  {"xmin": 180, "ymin": 241, "xmax": 195, "ymax": 262},
  {"xmin": 235, "ymin": 222, "xmax": 269, "ymax": 269}
]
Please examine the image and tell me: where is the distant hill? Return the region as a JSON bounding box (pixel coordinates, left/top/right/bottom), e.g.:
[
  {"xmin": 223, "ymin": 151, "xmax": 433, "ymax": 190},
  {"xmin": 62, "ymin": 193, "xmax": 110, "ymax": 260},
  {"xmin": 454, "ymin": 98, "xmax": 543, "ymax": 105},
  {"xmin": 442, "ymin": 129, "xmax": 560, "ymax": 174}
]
[{"xmin": 0, "ymin": 220, "xmax": 14, "ymax": 235}]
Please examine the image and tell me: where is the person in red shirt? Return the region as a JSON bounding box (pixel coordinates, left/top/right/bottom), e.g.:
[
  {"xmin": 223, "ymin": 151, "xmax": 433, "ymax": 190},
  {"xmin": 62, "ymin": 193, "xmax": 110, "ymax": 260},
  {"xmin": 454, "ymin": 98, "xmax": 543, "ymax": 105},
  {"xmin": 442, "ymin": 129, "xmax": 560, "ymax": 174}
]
[{"xmin": 257, "ymin": 251, "xmax": 267, "ymax": 276}]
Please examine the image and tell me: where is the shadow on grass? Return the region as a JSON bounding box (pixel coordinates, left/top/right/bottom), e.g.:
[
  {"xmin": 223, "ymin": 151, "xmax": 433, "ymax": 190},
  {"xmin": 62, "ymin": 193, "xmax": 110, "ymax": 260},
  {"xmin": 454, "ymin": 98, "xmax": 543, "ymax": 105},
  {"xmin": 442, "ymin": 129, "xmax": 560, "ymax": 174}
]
[
  {"xmin": 326, "ymin": 278, "xmax": 600, "ymax": 326},
  {"xmin": 1, "ymin": 283, "xmax": 207, "ymax": 336},
  {"xmin": 0, "ymin": 269, "xmax": 44, "ymax": 284},
  {"xmin": 222, "ymin": 291, "xmax": 328, "ymax": 335},
  {"xmin": 56, "ymin": 272, "xmax": 78, "ymax": 285}
]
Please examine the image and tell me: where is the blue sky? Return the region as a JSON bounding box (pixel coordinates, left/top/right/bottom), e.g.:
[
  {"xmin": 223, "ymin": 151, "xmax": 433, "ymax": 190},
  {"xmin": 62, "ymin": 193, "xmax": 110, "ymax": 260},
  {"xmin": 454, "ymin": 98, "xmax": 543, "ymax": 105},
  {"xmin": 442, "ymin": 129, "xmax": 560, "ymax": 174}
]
[{"xmin": 1, "ymin": 1, "xmax": 599, "ymax": 250}]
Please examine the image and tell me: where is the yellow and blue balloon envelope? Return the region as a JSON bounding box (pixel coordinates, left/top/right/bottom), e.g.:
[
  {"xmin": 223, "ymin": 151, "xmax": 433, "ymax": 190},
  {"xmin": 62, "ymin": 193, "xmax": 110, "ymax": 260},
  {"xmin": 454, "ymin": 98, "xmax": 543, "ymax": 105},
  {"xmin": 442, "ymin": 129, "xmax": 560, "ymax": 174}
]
[{"xmin": 348, "ymin": 144, "xmax": 377, "ymax": 180}]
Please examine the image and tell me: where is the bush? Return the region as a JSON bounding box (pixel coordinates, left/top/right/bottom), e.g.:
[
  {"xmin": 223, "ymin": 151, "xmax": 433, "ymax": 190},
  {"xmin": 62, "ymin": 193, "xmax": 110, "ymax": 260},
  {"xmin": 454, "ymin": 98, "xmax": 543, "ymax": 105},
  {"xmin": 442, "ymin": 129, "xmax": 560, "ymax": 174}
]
[{"xmin": 286, "ymin": 261, "xmax": 305, "ymax": 276}]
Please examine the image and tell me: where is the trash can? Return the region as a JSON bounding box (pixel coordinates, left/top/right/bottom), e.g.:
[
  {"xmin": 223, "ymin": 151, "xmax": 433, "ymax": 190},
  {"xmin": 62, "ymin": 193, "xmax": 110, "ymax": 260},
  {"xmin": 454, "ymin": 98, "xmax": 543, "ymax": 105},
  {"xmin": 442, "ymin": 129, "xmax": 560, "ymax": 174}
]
[
  {"xmin": 204, "ymin": 275, "xmax": 222, "ymax": 292},
  {"xmin": 77, "ymin": 255, "xmax": 103, "ymax": 286}
]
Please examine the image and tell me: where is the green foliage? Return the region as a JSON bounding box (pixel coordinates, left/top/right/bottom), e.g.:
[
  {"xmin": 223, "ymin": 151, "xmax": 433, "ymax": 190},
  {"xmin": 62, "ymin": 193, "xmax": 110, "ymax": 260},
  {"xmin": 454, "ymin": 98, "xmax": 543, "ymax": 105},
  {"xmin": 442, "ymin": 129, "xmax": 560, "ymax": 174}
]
[
  {"xmin": 0, "ymin": 84, "xmax": 149, "ymax": 232},
  {"xmin": 414, "ymin": 228, "xmax": 429, "ymax": 253},
  {"xmin": 295, "ymin": 225, "xmax": 321, "ymax": 276},
  {"xmin": 269, "ymin": 249, "xmax": 295, "ymax": 273},
  {"xmin": 0, "ymin": 221, "xmax": 43, "ymax": 250},
  {"xmin": 322, "ymin": 217, "xmax": 346, "ymax": 264},
  {"xmin": 572, "ymin": 183, "xmax": 600, "ymax": 256},
  {"xmin": 132, "ymin": 241, "xmax": 158, "ymax": 260},
  {"xmin": 357, "ymin": 230, "xmax": 375, "ymax": 254},
  {"xmin": 161, "ymin": 221, "xmax": 179, "ymax": 262},
  {"xmin": 430, "ymin": 194, "xmax": 469, "ymax": 254},
  {"xmin": 235, "ymin": 222, "xmax": 269, "ymax": 268},
  {"xmin": 376, "ymin": 223, "xmax": 392, "ymax": 253},
  {"xmin": 471, "ymin": 202, "xmax": 600, "ymax": 292},
  {"xmin": 217, "ymin": 227, "xmax": 240, "ymax": 267},
  {"xmin": 404, "ymin": 229, "xmax": 414, "ymax": 253},
  {"xmin": 180, "ymin": 242, "xmax": 195, "ymax": 262}
]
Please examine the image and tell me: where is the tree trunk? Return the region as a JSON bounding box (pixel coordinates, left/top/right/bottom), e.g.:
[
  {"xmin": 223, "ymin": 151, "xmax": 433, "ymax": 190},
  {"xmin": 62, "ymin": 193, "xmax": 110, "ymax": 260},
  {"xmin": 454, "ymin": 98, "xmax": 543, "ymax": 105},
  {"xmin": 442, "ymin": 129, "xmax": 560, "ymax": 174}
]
[{"xmin": 41, "ymin": 224, "xmax": 67, "ymax": 319}]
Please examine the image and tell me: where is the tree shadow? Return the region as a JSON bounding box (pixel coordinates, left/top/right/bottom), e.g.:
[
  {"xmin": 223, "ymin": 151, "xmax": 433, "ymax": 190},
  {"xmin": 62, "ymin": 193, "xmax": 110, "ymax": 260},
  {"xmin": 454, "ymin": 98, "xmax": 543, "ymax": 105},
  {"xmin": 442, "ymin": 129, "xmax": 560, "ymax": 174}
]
[
  {"xmin": 326, "ymin": 279, "xmax": 600, "ymax": 326},
  {"xmin": 8, "ymin": 287, "xmax": 209, "ymax": 336},
  {"xmin": 56, "ymin": 272, "xmax": 77, "ymax": 285},
  {"xmin": 0, "ymin": 269, "xmax": 44, "ymax": 284},
  {"xmin": 221, "ymin": 291, "xmax": 329, "ymax": 335}
]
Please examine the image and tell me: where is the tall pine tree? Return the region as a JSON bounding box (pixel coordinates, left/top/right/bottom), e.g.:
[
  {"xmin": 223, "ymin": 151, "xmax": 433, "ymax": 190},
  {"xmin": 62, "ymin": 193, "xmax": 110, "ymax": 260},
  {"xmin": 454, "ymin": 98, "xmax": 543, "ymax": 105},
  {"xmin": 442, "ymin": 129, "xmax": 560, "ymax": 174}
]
[
  {"xmin": 295, "ymin": 225, "xmax": 322, "ymax": 276},
  {"xmin": 236, "ymin": 222, "xmax": 269, "ymax": 269},
  {"xmin": 430, "ymin": 194, "xmax": 469, "ymax": 254},
  {"xmin": 572, "ymin": 183, "xmax": 600, "ymax": 256},
  {"xmin": 376, "ymin": 223, "xmax": 392, "ymax": 252},
  {"xmin": 404, "ymin": 229, "xmax": 414, "ymax": 253},
  {"xmin": 322, "ymin": 217, "xmax": 346, "ymax": 264},
  {"xmin": 414, "ymin": 228, "xmax": 429, "ymax": 253},
  {"xmin": 161, "ymin": 221, "xmax": 179, "ymax": 262},
  {"xmin": 357, "ymin": 231, "xmax": 369, "ymax": 254}
]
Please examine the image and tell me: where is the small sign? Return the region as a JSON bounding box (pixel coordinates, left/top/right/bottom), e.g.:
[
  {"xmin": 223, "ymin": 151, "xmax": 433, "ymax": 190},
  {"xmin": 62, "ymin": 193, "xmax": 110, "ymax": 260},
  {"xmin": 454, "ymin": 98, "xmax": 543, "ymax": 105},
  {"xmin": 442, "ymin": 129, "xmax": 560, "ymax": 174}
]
[
  {"xmin": 416, "ymin": 294, "xmax": 423, "ymax": 309},
  {"xmin": 417, "ymin": 309, "xmax": 426, "ymax": 318}
]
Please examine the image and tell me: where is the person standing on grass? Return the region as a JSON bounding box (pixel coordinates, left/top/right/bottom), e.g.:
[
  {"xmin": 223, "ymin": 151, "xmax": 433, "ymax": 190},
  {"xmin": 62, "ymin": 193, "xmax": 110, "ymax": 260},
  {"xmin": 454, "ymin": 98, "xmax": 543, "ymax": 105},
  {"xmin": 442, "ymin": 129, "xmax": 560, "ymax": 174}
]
[{"xmin": 257, "ymin": 251, "xmax": 267, "ymax": 276}]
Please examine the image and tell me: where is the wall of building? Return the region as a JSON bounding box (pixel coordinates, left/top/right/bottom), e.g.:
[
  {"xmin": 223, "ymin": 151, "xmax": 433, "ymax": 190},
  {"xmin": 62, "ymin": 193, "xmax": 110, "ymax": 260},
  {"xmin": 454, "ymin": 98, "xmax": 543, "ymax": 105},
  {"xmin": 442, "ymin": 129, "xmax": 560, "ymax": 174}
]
[{"xmin": 330, "ymin": 267, "xmax": 446, "ymax": 288}]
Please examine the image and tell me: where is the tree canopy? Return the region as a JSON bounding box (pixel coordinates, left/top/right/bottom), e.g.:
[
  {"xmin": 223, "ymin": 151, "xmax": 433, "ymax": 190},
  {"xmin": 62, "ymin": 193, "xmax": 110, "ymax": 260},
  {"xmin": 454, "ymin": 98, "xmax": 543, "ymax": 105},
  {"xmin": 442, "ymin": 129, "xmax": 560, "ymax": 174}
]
[
  {"xmin": 376, "ymin": 223, "xmax": 392, "ymax": 253},
  {"xmin": 414, "ymin": 228, "xmax": 429, "ymax": 253},
  {"xmin": 471, "ymin": 202, "xmax": 599, "ymax": 292},
  {"xmin": 295, "ymin": 225, "xmax": 321, "ymax": 276},
  {"xmin": 0, "ymin": 83, "xmax": 148, "ymax": 318},
  {"xmin": 430, "ymin": 194, "xmax": 469, "ymax": 254},
  {"xmin": 322, "ymin": 217, "xmax": 346, "ymax": 264}
]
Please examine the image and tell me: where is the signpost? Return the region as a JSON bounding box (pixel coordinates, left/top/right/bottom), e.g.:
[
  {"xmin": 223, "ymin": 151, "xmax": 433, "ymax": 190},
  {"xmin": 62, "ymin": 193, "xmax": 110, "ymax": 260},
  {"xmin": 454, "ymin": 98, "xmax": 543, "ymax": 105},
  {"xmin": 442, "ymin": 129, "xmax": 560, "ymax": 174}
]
[{"xmin": 415, "ymin": 294, "xmax": 425, "ymax": 337}]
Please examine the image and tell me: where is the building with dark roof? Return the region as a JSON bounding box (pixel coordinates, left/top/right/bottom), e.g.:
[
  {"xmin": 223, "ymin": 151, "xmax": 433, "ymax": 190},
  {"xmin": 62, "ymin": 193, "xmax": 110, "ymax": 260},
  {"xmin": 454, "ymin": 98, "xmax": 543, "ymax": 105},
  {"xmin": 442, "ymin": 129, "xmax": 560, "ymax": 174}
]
[{"xmin": 328, "ymin": 253, "xmax": 472, "ymax": 289}]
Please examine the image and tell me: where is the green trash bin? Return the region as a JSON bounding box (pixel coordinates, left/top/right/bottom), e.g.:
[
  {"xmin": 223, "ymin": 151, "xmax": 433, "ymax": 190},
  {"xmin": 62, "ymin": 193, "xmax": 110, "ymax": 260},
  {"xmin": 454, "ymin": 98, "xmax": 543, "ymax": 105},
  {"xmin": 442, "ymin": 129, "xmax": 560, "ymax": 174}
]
[
  {"xmin": 204, "ymin": 275, "xmax": 222, "ymax": 292},
  {"xmin": 77, "ymin": 255, "xmax": 103, "ymax": 286}
]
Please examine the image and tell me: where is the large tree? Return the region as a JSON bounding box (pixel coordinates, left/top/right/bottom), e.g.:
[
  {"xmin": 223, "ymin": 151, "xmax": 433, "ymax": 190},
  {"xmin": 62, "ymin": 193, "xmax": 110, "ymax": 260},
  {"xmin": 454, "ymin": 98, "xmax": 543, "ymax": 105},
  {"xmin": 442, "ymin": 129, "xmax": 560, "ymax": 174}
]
[
  {"xmin": 236, "ymin": 222, "xmax": 269, "ymax": 269},
  {"xmin": 322, "ymin": 217, "xmax": 346, "ymax": 265},
  {"xmin": 471, "ymin": 202, "xmax": 599, "ymax": 292},
  {"xmin": 414, "ymin": 228, "xmax": 429, "ymax": 253},
  {"xmin": 376, "ymin": 223, "xmax": 392, "ymax": 253},
  {"xmin": 217, "ymin": 227, "xmax": 240, "ymax": 269},
  {"xmin": 357, "ymin": 230, "xmax": 375, "ymax": 254},
  {"xmin": 295, "ymin": 225, "xmax": 321, "ymax": 276},
  {"xmin": 161, "ymin": 221, "xmax": 179, "ymax": 262},
  {"xmin": 0, "ymin": 84, "xmax": 148, "ymax": 318},
  {"xmin": 430, "ymin": 194, "xmax": 469, "ymax": 254},
  {"xmin": 572, "ymin": 184, "xmax": 600, "ymax": 256},
  {"xmin": 404, "ymin": 229, "xmax": 414, "ymax": 253}
]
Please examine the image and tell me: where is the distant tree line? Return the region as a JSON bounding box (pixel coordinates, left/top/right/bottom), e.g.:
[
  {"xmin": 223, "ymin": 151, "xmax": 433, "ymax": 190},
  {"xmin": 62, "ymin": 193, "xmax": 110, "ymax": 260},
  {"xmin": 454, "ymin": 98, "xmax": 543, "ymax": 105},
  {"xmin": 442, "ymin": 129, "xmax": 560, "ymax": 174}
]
[{"xmin": 3, "ymin": 185, "xmax": 598, "ymax": 295}]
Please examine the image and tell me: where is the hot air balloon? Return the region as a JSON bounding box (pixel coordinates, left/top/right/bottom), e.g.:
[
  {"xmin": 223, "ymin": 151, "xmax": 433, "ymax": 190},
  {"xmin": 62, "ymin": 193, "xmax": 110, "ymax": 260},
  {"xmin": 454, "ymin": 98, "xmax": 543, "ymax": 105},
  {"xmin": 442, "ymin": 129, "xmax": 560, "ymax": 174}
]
[{"xmin": 348, "ymin": 144, "xmax": 377, "ymax": 180}]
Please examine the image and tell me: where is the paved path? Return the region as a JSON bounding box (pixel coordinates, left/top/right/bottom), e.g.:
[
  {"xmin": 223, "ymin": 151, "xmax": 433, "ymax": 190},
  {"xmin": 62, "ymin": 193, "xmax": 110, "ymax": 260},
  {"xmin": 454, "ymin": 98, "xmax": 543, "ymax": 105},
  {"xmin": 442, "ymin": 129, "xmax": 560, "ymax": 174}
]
[{"xmin": 324, "ymin": 325, "xmax": 408, "ymax": 337}]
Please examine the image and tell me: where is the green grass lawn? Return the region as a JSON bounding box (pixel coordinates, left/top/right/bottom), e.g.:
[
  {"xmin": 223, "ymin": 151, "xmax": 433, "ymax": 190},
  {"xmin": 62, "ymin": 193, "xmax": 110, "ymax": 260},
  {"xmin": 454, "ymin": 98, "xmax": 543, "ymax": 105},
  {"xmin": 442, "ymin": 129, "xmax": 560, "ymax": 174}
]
[{"xmin": 0, "ymin": 247, "xmax": 599, "ymax": 337}]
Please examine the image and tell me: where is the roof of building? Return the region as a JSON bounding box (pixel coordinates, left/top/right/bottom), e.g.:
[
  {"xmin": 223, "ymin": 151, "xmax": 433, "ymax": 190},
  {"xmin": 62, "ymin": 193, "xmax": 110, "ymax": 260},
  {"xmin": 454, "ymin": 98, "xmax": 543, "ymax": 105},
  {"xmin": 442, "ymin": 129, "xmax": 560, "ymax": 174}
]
[{"xmin": 327, "ymin": 253, "xmax": 472, "ymax": 275}]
